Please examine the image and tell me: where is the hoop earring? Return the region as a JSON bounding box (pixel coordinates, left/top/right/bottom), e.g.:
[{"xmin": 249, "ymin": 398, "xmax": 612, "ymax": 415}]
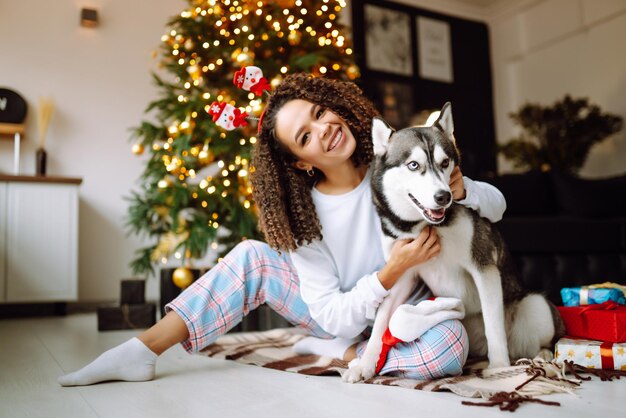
[{"xmin": 307, "ymin": 168, "xmax": 315, "ymax": 177}]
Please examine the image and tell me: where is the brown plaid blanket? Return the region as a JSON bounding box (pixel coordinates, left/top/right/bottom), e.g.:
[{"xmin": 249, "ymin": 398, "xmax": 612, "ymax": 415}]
[{"xmin": 200, "ymin": 328, "xmax": 583, "ymax": 404}]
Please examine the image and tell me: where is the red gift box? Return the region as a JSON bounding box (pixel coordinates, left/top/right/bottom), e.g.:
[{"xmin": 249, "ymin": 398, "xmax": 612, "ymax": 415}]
[{"xmin": 557, "ymin": 301, "xmax": 626, "ymax": 343}]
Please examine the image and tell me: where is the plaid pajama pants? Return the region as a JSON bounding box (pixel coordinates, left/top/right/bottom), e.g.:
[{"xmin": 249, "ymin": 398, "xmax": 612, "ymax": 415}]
[{"xmin": 166, "ymin": 239, "xmax": 468, "ymax": 380}]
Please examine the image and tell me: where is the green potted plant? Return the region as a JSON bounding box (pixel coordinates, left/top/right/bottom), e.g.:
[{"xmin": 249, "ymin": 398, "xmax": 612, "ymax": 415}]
[{"xmin": 499, "ymin": 95, "xmax": 623, "ymax": 174}]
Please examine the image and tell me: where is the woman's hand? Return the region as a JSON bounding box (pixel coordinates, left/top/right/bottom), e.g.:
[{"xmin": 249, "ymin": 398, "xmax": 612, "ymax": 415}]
[
  {"xmin": 450, "ymin": 166, "xmax": 466, "ymax": 201},
  {"xmin": 378, "ymin": 226, "xmax": 440, "ymax": 290}
]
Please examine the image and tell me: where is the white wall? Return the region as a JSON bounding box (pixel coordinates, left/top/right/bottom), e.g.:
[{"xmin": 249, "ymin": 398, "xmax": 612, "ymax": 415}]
[
  {"xmin": 490, "ymin": 0, "xmax": 626, "ymax": 177},
  {"xmin": 380, "ymin": 0, "xmax": 491, "ymax": 20},
  {"xmin": 0, "ymin": 0, "xmax": 185, "ymax": 302}
]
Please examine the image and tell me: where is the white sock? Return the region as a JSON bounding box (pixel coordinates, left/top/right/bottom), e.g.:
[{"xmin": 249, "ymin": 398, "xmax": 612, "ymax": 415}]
[
  {"xmin": 58, "ymin": 337, "xmax": 157, "ymax": 386},
  {"xmin": 293, "ymin": 336, "xmax": 361, "ymax": 359}
]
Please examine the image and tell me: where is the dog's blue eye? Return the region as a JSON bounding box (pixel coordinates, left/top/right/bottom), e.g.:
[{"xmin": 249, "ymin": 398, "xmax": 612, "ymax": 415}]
[{"xmin": 407, "ymin": 161, "xmax": 420, "ymax": 171}]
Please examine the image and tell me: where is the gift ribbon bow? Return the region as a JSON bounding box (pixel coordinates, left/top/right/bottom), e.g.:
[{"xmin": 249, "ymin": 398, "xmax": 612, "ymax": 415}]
[
  {"xmin": 579, "ymin": 282, "xmax": 626, "ymax": 305},
  {"xmin": 576, "ymin": 301, "xmax": 623, "ymax": 349}
]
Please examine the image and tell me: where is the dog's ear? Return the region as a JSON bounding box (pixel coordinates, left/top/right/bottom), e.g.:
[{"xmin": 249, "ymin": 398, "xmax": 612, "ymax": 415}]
[
  {"xmin": 372, "ymin": 117, "xmax": 394, "ymax": 156},
  {"xmin": 434, "ymin": 102, "xmax": 454, "ymax": 140}
]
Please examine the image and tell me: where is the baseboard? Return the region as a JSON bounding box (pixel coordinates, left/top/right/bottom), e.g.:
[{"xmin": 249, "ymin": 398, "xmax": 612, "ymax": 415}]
[
  {"xmin": 0, "ymin": 301, "xmax": 291, "ymax": 332},
  {"xmin": 0, "ymin": 302, "xmax": 68, "ymax": 318},
  {"xmin": 0, "ymin": 301, "xmax": 158, "ymax": 319},
  {"xmin": 71, "ymin": 302, "xmax": 290, "ymax": 331},
  {"xmin": 66, "ymin": 301, "xmax": 117, "ymax": 314}
]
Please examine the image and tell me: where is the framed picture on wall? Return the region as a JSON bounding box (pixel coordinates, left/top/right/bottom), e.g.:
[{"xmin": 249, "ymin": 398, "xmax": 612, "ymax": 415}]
[
  {"xmin": 364, "ymin": 4, "xmax": 413, "ymax": 76},
  {"xmin": 417, "ymin": 16, "xmax": 454, "ymax": 83}
]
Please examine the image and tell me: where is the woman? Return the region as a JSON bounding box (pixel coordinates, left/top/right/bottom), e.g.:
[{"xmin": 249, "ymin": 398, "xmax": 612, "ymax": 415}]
[{"xmin": 58, "ymin": 74, "xmax": 505, "ymax": 386}]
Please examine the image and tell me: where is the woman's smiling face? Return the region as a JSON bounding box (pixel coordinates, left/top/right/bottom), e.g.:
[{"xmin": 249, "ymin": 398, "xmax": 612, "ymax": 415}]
[{"xmin": 273, "ymin": 99, "xmax": 357, "ymax": 173}]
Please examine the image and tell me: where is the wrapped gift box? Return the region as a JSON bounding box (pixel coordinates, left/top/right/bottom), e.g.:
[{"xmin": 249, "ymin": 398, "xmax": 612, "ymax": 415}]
[
  {"xmin": 555, "ymin": 337, "xmax": 626, "ymax": 371},
  {"xmin": 97, "ymin": 304, "xmax": 156, "ymax": 331},
  {"xmin": 159, "ymin": 268, "xmax": 204, "ymax": 317},
  {"xmin": 120, "ymin": 279, "xmax": 146, "ymax": 305},
  {"xmin": 557, "ymin": 302, "xmax": 626, "ymax": 343},
  {"xmin": 561, "ymin": 282, "xmax": 626, "ymax": 307}
]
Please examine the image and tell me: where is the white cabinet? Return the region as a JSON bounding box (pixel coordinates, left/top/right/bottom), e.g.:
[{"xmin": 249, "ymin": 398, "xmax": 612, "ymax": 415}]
[
  {"xmin": 0, "ymin": 176, "xmax": 81, "ymax": 303},
  {"xmin": 0, "ymin": 182, "xmax": 6, "ymax": 301}
]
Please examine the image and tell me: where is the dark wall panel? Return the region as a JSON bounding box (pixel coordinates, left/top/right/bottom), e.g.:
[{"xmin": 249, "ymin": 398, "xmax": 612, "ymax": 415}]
[{"xmin": 351, "ymin": 0, "xmax": 496, "ymax": 178}]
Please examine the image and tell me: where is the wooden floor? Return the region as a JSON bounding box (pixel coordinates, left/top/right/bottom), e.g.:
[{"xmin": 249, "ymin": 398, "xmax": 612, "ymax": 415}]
[{"xmin": 1, "ymin": 313, "xmax": 625, "ymax": 418}]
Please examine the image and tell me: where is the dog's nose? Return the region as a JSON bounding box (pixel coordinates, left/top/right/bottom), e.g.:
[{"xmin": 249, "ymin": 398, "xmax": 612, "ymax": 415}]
[{"xmin": 434, "ymin": 190, "xmax": 452, "ymax": 206}]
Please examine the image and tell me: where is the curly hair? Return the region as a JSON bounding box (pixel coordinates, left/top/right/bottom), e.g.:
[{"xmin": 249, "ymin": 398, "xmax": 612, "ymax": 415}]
[{"xmin": 251, "ymin": 73, "xmax": 379, "ymax": 251}]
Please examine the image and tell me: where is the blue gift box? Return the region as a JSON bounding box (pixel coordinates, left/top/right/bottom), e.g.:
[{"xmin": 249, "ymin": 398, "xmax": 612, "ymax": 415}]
[{"xmin": 561, "ymin": 283, "xmax": 626, "ymax": 307}]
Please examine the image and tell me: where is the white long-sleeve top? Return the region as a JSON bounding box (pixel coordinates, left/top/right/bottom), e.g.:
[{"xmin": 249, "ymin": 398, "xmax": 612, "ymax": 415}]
[{"xmin": 290, "ymin": 169, "xmax": 506, "ymax": 338}]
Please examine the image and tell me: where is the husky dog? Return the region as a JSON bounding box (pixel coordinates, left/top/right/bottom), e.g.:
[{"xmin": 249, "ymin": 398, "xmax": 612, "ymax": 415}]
[{"xmin": 343, "ymin": 103, "xmax": 564, "ymax": 383}]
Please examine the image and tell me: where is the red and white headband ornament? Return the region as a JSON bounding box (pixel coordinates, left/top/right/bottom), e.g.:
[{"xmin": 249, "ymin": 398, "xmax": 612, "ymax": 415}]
[
  {"xmin": 233, "ymin": 65, "xmax": 271, "ymax": 97},
  {"xmin": 210, "ymin": 66, "xmax": 272, "ymax": 132},
  {"xmin": 208, "ymin": 101, "xmax": 249, "ymax": 131}
]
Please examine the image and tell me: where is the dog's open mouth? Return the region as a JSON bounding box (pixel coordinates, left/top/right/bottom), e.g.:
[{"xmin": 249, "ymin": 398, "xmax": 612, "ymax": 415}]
[{"xmin": 408, "ymin": 193, "xmax": 446, "ymax": 223}]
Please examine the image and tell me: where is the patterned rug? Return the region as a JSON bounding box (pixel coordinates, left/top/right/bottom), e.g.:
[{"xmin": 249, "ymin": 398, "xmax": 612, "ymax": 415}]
[{"xmin": 200, "ymin": 328, "xmax": 591, "ymax": 410}]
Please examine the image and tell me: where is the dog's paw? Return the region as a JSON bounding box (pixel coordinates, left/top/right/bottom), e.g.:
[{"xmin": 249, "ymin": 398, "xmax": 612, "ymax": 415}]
[
  {"xmin": 487, "ymin": 359, "xmax": 511, "ymax": 369},
  {"xmin": 534, "ymin": 348, "xmax": 554, "ymax": 362},
  {"xmin": 342, "ymin": 359, "xmax": 376, "ymax": 383}
]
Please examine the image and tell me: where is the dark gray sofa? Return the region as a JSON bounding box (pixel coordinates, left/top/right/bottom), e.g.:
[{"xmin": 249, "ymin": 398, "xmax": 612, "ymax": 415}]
[{"xmin": 490, "ymin": 171, "xmax": 626, "ymax": 305}]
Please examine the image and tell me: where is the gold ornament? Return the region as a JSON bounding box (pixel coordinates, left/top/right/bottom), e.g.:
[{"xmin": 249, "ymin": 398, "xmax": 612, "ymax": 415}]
[
  {"xmin": 131, "ymin": 143, "xmax": 145, "ymax": 155},
  {"xmin": 231, "ymin": 48, "xmax": 242, "ymax": 60},
  {"xmin": 158, "ymin": 177, "xmax": 174, "ymax": 189},
  {"xmin": 154, "ymin": 206, "xmax": 170, "ymax": 217},
  {"xmin": 150, "ymin": 231, "xmax": 188, "ymax": 261},
  {"xmin": 231, "ymin": 48, "xmax": 255, "ymax": 66},
  {"xmin": 198, "ymin": 146, "xmax": 215, "ymax": 165},
  {"xmin": 179, "ymin": 116, "xmax": 195, "ymax": 134},
  {"xmin": 238, "ymin": 52, "xmax": 252, "ymax": 65},
  {"xmin": 346, "ymin": 64, "xmax": 360, "ymax": 80},
  {"xmin": 270, "ymin": 76, "xmax": 283, "ymax": 88},
  {"xmin": 187, "ymin": 64, "xmax": 201, "ymax": 80},
  {"xmin": 288, "ymin": 30, "xmax": 301, "ymax": 46},
  {"xmin": 172, "ymin": 267, "xmax": 194, "ymax": 289}
]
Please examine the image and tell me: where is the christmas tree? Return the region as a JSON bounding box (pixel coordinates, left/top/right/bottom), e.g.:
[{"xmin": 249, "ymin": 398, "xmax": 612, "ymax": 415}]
[{"xmin": 127, "ymin": 0, "xmax": 358, "ymax": 277}]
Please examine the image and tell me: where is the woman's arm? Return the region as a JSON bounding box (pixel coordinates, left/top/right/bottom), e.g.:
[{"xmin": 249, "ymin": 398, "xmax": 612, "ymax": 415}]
[
  {"xmin": 291, "ymin": 242, "xmax": 388, "ymax": 339},
  {"xmin": 292, "ymin": 228, "xmax": 440, "ymax": 339}
]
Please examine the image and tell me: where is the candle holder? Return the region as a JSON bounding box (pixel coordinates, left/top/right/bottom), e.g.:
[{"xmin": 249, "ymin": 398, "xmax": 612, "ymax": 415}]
[
  {"xmin": 35, "ymin": 148, "xmax": 47, "ymax": 176},
  {"xmin": 36, "ymin": 97, "xmax": 54, "ymax": 176}
]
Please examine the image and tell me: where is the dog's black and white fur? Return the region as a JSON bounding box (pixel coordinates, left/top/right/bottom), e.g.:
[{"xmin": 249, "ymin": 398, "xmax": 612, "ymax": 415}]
[{"xmin": 343, "ymin": 103, "xmax": 565, "ymax": 383}]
